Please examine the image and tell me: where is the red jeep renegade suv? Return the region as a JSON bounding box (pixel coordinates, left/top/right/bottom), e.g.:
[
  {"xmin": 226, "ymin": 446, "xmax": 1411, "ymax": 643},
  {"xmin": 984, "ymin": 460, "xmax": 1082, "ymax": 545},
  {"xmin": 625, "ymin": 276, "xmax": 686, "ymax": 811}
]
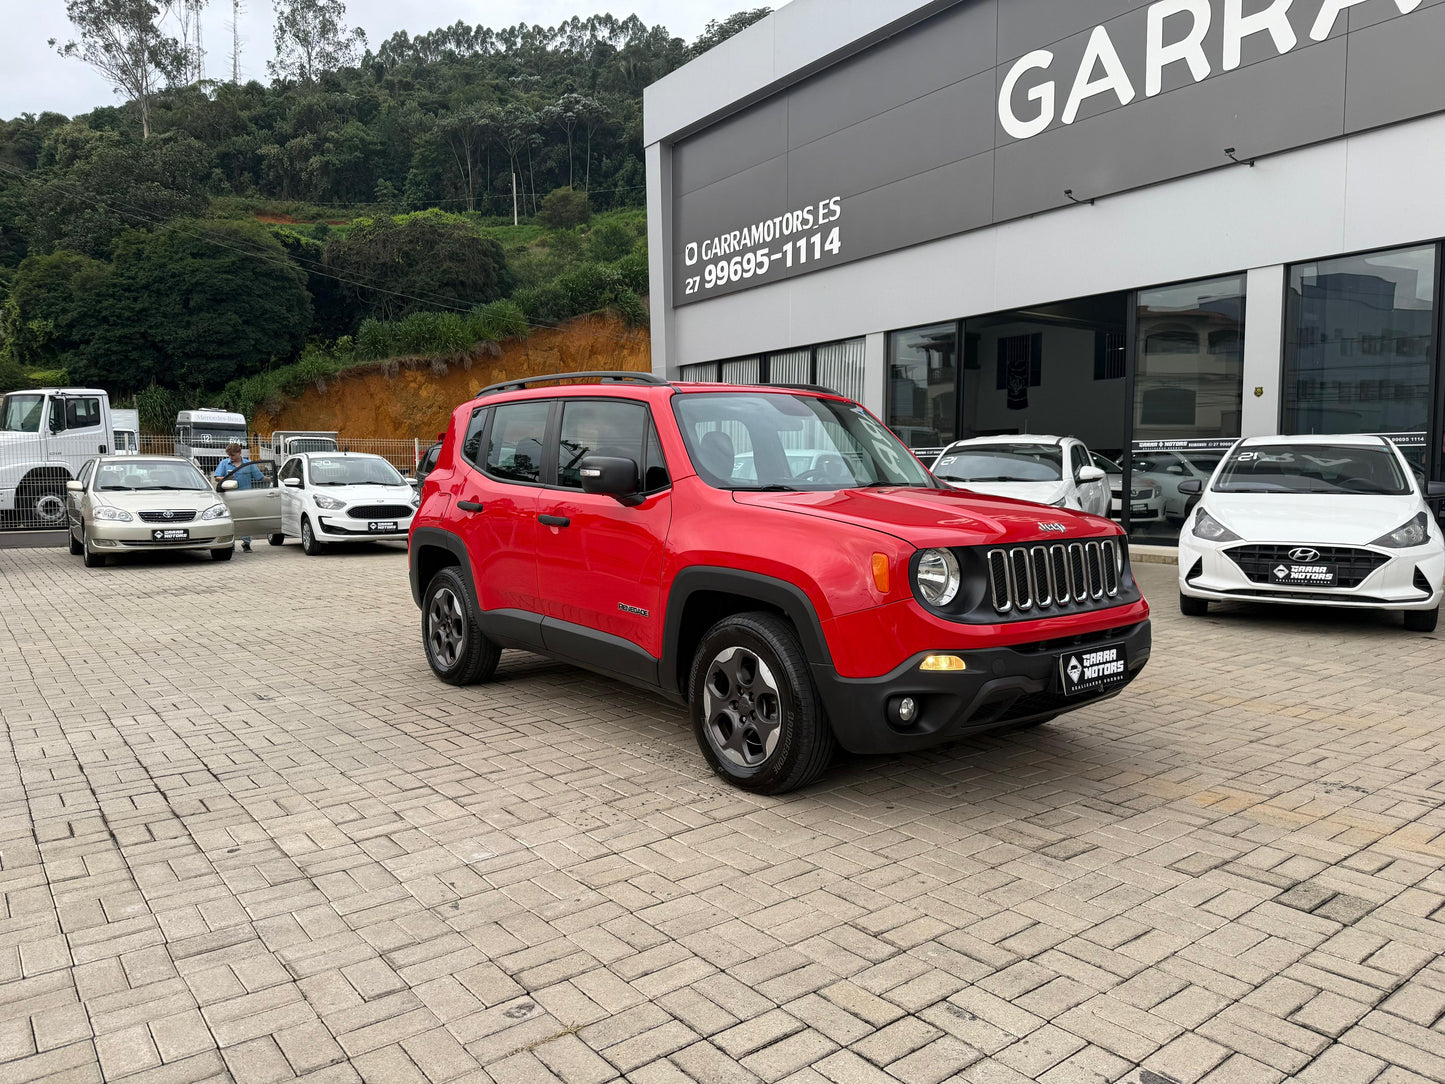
[{"xmin": 410, "ymin": 372, "xmax": 1151, "ymax": 794}]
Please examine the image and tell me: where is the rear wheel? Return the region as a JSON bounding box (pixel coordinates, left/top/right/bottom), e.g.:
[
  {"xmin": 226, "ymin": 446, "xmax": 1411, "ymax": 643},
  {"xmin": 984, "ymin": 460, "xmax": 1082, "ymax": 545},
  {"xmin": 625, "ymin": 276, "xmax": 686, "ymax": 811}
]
[
  {"xmin": 1179, "ymin": 592, "xmax": 1209, "ymax": 617},
  {"xmin": 422, "ymin": 567, "xmax": 500, "ymax": 685},
  {"xmin": 267, "ymin": 533, "xmax": 285, "ymax": 547},
  {"xmin": 300, "ymin": 516, "xmax": 323, "ymax": 556},
  {"xmin": 1404, "ymin": 608, "xmax": 1439, "ymax": 633},
  {"xmin": 212, "ymin": 546, "xmax": 233, "ymax": 562},
  {"xmin": 689, "ymin": 612, "xmax": 835, "ymax": 795}
]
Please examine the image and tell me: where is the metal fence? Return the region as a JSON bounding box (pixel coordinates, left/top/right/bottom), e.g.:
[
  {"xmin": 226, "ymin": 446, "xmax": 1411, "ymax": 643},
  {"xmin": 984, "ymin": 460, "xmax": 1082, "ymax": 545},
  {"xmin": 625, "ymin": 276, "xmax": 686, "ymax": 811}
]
[{"xmin": 1, "ymin": 432, "xmax": 427, "ymax": 531}]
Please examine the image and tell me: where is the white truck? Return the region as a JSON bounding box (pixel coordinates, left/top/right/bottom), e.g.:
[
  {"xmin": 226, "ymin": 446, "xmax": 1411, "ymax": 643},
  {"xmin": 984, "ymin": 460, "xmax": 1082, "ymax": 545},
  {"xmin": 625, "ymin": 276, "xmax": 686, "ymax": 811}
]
[
  {"xmin": 112, "ymin": 408, "xmax": 140, "ymax": 455},
  {"xmin": 0, "ymin": 387, "xmax": 116, "ymax": 526},
  {"xmin": 175, "ymin": 408, "xmax": 248, "ymax": 477},
  {"xmin": 262, "ymin": 430, "xmax": 339, "ymax": 465}
]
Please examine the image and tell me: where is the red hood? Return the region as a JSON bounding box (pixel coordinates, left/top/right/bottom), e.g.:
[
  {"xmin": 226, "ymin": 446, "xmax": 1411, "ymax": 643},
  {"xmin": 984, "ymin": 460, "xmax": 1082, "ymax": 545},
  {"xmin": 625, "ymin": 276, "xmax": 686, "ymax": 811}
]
[{"xmin": 730, "ymin": 486, "xmax": 1118, "ymax": 548}]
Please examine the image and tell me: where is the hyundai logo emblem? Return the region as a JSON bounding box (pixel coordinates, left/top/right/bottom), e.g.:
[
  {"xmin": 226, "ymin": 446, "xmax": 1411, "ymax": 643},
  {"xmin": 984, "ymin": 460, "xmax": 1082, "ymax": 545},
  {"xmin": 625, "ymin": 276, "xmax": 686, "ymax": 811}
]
[{"xmin": 1288, "ymin": 547, "xmax": 1320, "ymax": 563}]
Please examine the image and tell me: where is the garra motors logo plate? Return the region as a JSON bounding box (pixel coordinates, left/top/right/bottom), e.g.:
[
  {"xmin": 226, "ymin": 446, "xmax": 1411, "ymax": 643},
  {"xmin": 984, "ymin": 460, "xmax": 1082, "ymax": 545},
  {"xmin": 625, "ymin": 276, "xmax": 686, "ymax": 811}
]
[
  {"xmin": 1288, "ymin": 547, "xmax": 1321, "ymax": 563},
  {"xmin": 1038, "ymin": 522, "xmax": 1066, "ymax": 534}
]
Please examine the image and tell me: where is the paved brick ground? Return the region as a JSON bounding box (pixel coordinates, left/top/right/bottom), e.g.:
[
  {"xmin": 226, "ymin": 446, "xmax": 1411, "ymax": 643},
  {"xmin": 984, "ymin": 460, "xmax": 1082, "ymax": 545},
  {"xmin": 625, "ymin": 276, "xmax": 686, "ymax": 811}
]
[{"xmin": 2, "ymin": 542, "xmax": 1444, "ymax": 1084}]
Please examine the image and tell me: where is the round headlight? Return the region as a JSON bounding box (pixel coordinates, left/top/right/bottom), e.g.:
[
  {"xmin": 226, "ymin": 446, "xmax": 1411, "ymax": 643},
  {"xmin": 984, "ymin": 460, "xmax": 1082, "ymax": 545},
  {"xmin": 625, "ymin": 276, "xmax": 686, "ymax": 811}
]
[{"xmin": 916, "ymin": 549, "xmax": 961, "ymax": 607}]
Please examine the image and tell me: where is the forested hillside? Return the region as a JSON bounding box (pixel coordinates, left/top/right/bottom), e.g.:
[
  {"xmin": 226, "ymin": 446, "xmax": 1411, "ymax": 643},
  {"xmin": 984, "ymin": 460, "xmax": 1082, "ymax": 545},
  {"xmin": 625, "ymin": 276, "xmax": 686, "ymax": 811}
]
[{"xmin": 0, "ymin": 3, "xmax": 769, "ymax": 423}]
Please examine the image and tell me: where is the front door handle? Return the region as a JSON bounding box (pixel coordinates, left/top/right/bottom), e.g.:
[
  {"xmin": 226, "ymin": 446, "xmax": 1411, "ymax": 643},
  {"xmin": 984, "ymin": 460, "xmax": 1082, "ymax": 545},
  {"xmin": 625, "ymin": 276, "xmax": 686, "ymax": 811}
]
[
  {"xmin": 538, "ymin": 514, "xmax": 570, "ymax": 528},
  {"xmin": 457, "ymin": 500, "xmax": 484, "ymax": 513}
]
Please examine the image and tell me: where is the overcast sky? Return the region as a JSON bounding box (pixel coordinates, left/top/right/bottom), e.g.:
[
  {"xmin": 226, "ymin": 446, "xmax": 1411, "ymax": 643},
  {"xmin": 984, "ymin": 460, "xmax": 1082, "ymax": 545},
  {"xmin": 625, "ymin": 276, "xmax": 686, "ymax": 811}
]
[{"xmin": 0, "ymin": 1, "xmax": 762, "ymax": 120}]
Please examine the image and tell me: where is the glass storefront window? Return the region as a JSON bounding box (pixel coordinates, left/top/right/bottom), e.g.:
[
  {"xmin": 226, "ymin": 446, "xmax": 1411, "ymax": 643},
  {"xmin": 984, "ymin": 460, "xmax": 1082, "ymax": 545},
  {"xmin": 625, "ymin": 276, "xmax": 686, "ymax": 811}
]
[
  {"xmin": 888, "ymin": 323, "xmax": 957, "ymax": 452},
  {"xmin": 1135, "ymin": 275, "xmax": 1245, "ymax": 443},
  {"xmin": 1283, "ymin": 246, "xmax": 1436, "ymax": 465}
]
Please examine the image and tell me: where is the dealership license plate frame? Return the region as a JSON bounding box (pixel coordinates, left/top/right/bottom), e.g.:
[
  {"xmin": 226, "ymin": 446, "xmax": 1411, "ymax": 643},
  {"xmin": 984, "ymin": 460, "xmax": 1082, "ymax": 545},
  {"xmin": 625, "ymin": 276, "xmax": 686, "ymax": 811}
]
[
  {"xmin": 1271, "ymin": 562, "xmax": 1337, "ymax": 587},
  {"xmin": 1059, "ymin": 643, "xmax": 1129, "ymax": 697},
  {"xmin": 368, "ymin": 520, "xmax": 398, "ymax": 533},
  {"xmin": 151, "ymin": 528, "xmax": 190, "ymax": 541}
]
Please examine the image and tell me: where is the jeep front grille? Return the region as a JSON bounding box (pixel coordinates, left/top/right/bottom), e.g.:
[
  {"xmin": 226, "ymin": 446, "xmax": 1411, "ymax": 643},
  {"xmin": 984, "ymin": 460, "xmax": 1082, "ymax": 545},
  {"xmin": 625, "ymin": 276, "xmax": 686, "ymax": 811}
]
[{"xmin": 987, "ymin": 539, "xmax": 1120, "ymax": 615}]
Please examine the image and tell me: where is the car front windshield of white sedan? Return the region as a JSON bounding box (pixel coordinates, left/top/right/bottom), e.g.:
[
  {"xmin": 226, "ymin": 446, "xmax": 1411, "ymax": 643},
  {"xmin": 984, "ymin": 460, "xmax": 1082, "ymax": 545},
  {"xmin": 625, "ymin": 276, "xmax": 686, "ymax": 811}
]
[
  {"xmin": 96, "ymin": 461, "xmax": 210, "ymax": 491},
  {"xmin": 1213, "ymin": 445, "xmax": 1412, "ymax": 496},
  {"xmin": 308, "ymin": 456, "xmax": 405, "ymax": 487},
  {"xmin": 934, "ymin": 445, "xmax": 1063, "ymax": 483}
]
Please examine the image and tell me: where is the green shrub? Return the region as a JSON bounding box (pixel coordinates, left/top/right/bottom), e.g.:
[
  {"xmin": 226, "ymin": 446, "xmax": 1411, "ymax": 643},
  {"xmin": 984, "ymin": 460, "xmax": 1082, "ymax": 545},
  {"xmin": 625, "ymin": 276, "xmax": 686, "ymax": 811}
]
[
  {"xmin": 537, "ymin": 188, "xmax": 593, "ymax": 229},
  {"xmin": 614, "ymin": 250, "xmax": 649, "ymax": 296},
  {"xmin": 587, "ymin": 219, "xmax": 636, "ymax": 263},
  {"xmin": 470, "ymin": 299, "xmax": 529, "ymax": 341},
  {"xmin": 354, "ymin": 318, "xmax": 391, "ymax": 361}
]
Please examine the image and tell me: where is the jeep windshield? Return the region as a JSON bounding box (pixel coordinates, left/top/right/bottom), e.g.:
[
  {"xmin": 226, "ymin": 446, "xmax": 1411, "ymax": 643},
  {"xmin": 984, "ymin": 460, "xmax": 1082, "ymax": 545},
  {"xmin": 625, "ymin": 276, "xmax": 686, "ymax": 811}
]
[
  {"xmin": 934, "ymin": 444, "xmax": 1063, "ymax": 483},
  {"xmin": 674, "ymin": 392, "xmax": 933, "ymax": 491},
  {"xmin": 1, "ymin": 394, "xmax": 44, "ymax": 433},
  {"xmin": 1213, "ymin": 443, "xmax": 1412, "ymax": 495}
]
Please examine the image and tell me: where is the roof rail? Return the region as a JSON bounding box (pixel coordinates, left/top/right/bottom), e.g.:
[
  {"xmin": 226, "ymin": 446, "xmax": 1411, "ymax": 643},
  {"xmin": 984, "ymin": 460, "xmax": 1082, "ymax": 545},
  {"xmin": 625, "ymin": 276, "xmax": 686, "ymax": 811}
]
[
  {"xmin": 476, "ymin": 371, "xmax": 670, "ymax": 398},
  {"xmin": 771, "ymin": 383, "xmax": 844, "ymax": 397}
]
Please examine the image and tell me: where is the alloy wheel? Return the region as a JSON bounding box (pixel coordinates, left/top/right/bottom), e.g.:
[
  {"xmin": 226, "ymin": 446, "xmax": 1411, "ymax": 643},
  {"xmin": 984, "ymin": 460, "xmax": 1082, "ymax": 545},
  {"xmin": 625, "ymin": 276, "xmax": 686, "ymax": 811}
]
[
  {"xmin": 427, "ymin": 586, "xmax": 467, "ymax": 669},
  {"xmin": 702, "ymin": 646, "xmax": 783, "ymax": 768}
]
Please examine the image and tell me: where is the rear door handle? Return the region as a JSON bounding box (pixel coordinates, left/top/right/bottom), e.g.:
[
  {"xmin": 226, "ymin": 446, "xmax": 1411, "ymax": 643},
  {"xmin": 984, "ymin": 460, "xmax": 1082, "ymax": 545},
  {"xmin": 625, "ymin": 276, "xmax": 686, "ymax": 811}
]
[
  {"xmin": 457, "ymin": 500, "xmax": 484, "ymax": 513},
  {"xmin": 538, "ymin": 514, "xmax": 570, "ymax": 528}
]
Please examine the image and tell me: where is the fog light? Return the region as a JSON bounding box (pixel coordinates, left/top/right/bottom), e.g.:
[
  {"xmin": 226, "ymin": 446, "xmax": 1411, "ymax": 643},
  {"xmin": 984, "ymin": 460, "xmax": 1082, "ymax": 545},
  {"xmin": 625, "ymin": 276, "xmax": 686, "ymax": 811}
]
[
  {"xmin": 920, "ymin": 655, "xmax": 966, "ymax": 672},
  {"xmin": 888, "ymin": 696, "xmax": 918, "ymax": 726}
]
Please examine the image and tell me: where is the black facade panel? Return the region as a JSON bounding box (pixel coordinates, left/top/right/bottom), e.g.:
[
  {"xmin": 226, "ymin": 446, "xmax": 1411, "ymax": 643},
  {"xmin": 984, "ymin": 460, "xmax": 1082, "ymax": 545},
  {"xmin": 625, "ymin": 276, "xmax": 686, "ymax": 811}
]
[
  {"xmin": 996, "ymin": 0, "xmax": 1139, "ymax": 65},
  {"xmin": 1344, "ymin": 3, "xmax": 1445, "ymax": 133},
  {"xmin": 674, "ymin": 95, "xmax": 789, "ymax": 197}
]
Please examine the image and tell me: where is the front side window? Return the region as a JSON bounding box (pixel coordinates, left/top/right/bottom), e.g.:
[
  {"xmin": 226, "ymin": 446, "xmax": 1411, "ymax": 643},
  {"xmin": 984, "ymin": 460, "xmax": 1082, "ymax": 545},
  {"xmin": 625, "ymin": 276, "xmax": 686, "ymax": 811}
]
[
  {"xmin": 307, "ymin": 456, "xmax": 405, "ymax": 487},
  {"xmin": 557, "ymin": 400, "xmax": 648, "ymax": 489},
  {"xmin": 280, "ymin": 458, "xmax": 302, "ymax": 484},
  {"xmin": 64, "ymin": 397, "xmax": 102, "ymax": 430},
  {"xmin": 486, "ymin": 401, "xmax": 550, "ymax": 483},
  {"xmin": 887, "ymin": 323, "xmax": 958, "ymax": 452},
  {"xmin": 77, "ymin": 460, "xmax": 96, "ymax": 488},
  {"xmin": 933, "ymin": 443, "xmax": 1063, "ymax": 484},
  {"xmin": 1, "ymin": 394, "xmax": 44, "ymax": 433},
  {"xmin": 1214, "ymin": 443, "xmax": 1410, "ymax": 496},
  {"xmin": 95, "ymin": 459, "xmax": 210, "ymax": 492},
  {"xmin": 675, "ymin": 392, "xmax": 932, "ymax": 491}
]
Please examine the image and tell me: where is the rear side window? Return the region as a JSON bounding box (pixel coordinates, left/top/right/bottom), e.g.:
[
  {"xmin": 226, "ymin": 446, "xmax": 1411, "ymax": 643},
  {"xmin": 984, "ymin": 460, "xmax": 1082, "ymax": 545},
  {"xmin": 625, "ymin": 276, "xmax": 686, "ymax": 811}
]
[
  {"xmin": 486, "ymin": 402, "xmax": 549, "ymax": 483},
  {"xmin": 461, "ymin": 408, "xmax": 489, "ymax": 467},
  {"xmin": 557, "ymin": 400, "xmax": 648, "ymax": 489}
]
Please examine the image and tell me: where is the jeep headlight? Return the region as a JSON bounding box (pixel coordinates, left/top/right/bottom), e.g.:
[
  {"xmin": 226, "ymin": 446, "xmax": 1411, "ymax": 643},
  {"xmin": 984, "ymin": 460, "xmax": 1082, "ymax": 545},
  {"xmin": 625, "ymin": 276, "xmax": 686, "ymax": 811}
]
[
  {"xmin": 200, "ymin": 504, "xmax": 229, "ymax": 521},
  {"xmin": 313, "ymin": 493, "xmax": 346, "ymax": 510},
  {"xmin": 92, "ymin": 506, "xmax": 133, "ymax": 522},
  {"xmin": 915, "ymin": 549, "xmax": 961, "ymax": 607},
  {"xmin": 1191, "ymin": 510, "xmax": 1240, "ymax": 543},
  {"xmin": 1372, "ymin": 511, "xmax": 1429, "ymax": 549}
]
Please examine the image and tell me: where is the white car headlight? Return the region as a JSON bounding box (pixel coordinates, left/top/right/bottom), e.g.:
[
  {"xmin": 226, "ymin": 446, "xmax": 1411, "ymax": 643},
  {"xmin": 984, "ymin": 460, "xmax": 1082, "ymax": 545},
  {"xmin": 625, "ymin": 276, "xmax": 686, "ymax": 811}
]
[
  {"xmin": 200, "ymin": 504, "xmax": 230, "ymax": 521},
  {"xmin": 313, "ymin": 493, "xmax": 347, "ymax": 510},
  {"xmin": 1371, "ymin": 511, "xmax": 1429, "ymax": 549},
  {"xmin": 92, "ymin": 506, "xmax": 133, "ymax": 522},
  {"xmin": 1191, "ymin": 509, "xmax": 1240, "ymax": 543},
  {"xmin": 915, "ymin": 549, "xmax": 961, "ymax": 607}
]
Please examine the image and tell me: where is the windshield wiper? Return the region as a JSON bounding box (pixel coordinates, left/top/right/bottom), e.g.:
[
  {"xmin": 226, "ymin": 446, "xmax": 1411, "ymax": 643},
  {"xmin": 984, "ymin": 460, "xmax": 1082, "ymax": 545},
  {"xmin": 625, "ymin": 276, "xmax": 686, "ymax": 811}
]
[
  {"xmin": 863, "ymin": 481, "xmax": 917, "ymax": 489},
  {"xmin": 733, "ymin": 484, "xmax": 797, "ymax": 492}
]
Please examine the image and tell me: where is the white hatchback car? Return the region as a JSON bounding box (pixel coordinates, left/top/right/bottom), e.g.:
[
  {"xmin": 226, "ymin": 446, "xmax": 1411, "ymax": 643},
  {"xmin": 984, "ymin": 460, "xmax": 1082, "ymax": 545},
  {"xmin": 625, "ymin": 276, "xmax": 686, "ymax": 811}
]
[
  {"xmin": 276, "ymin": 452, "xmax": 419, "ymax": 555},
  {"xmin": 1178, "ymin": 435, "xmax": 1445, "ymax": 631},
  {"xmin": 930, "ymin": 436, "xmax": 1110, "ymax": 516}
]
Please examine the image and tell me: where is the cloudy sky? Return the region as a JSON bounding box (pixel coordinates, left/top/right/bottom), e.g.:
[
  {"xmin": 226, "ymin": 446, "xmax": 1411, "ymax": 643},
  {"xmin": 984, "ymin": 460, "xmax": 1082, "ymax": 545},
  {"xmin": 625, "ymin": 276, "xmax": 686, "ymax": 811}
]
[{"xmin": 0, "ymin": 1, "xmax": 762, "ymax": 120}]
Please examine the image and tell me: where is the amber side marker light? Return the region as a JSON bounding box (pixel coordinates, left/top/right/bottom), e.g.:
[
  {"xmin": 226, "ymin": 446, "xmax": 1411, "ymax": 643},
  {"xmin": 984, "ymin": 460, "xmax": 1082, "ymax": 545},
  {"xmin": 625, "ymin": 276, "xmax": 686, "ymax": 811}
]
[
  {"xmin": 920, "ymin": 655, "xmax": 967, "ymax": 672},
  {"xmin": 871, "ymin": 553, "xmax": 890, "ymax": 593}
]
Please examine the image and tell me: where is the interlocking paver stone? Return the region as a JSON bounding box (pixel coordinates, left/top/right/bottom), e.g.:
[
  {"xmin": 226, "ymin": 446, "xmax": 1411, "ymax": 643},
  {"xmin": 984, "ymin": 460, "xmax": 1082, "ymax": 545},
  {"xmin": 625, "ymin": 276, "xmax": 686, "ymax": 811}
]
[{"xmin": 3, "ymin": 549, "xmax": 1445, "ymax": 1082}]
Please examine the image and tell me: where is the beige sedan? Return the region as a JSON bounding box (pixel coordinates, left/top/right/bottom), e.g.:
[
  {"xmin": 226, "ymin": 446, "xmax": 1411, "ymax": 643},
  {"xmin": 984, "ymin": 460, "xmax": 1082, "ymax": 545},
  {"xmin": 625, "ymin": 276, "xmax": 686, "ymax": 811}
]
[{"xmin": 66, "ymin": 456, "xmax": 237, "ymax": 566}]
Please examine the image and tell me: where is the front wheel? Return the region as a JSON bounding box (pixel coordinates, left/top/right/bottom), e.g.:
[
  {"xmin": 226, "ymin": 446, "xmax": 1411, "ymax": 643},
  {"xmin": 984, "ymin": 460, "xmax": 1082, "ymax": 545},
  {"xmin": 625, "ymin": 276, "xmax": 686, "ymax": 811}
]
[
  {"xmin": 1179, "ymin": 592, "xmax": 1209, "ymax": 617},
  {"xmin": 300, "ymin": 516, "xmax": 323, "ymax": 556},
  {"xmin": 82, "ymin": 528, "xmax": 105, "ymax": 568},
  {"xmin": 689, "ymin": 612, "xmax": 835, "ymax": 795},
  {"xmin": 1404, "ymin": 607, "xmax": 1439, "ymax": 633},
  {"xmin": 422, "ymin": 567, "xmax": 500, "ymax": 685},
  {"xmin": 68, "ymin": 530, "xmax": 83, "ymax": 556},
  {"xmin": 212, "ymin": 546, "xmax": 233, "ymax": 562}
]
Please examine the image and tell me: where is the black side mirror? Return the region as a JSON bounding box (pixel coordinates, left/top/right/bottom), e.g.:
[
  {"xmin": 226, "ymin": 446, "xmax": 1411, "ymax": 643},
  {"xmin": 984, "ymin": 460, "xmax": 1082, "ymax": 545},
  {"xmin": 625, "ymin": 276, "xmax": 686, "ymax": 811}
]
[
  {"xmin": 1425, "ymin": 481, "xmax": 1445, "ymax": 500},
  {"xmin": 579, "ymin": 456, "xmax": 639, "ymax": 500},
  {"xmin": 1178, "ymin": 479, "xmax": 1203, "ymax": 495}
]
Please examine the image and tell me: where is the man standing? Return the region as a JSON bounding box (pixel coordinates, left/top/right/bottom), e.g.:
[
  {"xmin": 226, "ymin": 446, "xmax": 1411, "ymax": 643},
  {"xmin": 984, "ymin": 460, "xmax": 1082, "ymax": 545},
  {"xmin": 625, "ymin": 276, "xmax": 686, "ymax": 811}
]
[{"xmin": 215, "ymin": 441, "xmax": 263, "ymax": 551}]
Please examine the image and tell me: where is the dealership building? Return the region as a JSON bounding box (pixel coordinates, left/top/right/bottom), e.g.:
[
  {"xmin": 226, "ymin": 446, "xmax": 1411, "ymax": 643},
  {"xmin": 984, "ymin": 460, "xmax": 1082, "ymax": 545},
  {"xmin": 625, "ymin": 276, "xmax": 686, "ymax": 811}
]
[{"xmin": 644, "ymin": 0, "xmax": 1445, "ymax": 538}]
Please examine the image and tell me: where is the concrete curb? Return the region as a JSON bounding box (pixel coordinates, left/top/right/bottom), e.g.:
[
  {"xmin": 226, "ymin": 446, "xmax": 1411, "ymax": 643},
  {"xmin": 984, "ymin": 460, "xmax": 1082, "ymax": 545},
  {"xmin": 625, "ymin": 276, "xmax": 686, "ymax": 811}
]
[
  {"xmin": 0, "ymin": 531, "xmax": 66, "ymax": 550},
  {"xmin": 1131, "ymin": 544, "xmax": 1179, "ymax": 566}
]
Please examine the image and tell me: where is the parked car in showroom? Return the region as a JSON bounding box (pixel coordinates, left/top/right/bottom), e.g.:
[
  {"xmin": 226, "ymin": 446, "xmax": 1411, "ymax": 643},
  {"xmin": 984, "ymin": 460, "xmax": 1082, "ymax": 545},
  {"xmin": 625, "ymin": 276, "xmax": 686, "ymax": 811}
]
[
  {"xmin": 65, "ymin": 455, "xmax": 242, "ymax": 566},
  {"xmin": 1092, "ymin": 452, "xmax": 1165, "ymax": 524},
  {"xmin": 1178, "ymin": 435, "xmax": 1445, "ymax": 631},
  {"xmin": 1133, "ymin": 449, "xmax": 1226, "ymax": 520},
  {"xmin": 277, "ymin": 452, "xmax": 418, "ymax": 555},
  {"xmin": 410, "ymin": 373, "xmax": 1151, "ymax": 794},
  {"xmin": 929, "ymin": 436, "xmax": 1110, "ymax": 516}
]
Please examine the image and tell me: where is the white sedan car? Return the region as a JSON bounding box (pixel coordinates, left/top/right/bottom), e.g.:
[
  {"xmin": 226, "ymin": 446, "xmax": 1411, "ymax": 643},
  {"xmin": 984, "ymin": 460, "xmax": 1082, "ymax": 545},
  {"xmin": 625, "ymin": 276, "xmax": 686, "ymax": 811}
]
[
  {"xmin": 276, "ymin": 452, "xmax": 419, "ymax": 555},
  {"xmin": 1178, "ymin": 435, "xmax": 1445, "ymax": 632},
  {"xmin": 930, "ymin": 436, "xmax": 1110, "ymax": 516}
]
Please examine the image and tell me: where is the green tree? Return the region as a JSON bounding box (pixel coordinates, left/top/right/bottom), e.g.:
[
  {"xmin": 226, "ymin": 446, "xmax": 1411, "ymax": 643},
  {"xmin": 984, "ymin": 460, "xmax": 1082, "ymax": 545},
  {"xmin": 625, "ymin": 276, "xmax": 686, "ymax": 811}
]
[
  {"xmin": 25, "ymin": 125, "xmax": 209, "ymax": 258},
  {"xmin": 0, "ymin": 250, "xmax": 109, "ymax": 371},
  {"xmin": 270, "ymin": 0, "xmax": 367, "ymax": 85},
  {"xmin": 690, "ymin": 9, "xmax": 773, "ymax": 57},
  {"xmin": 50, "ymin": 0, "xmax": 190, "ymax": 139},
  {"xmin": 324, "ymin": 210, "xmax": 511, "ymax": 322},
  {"xmin": 538, "ymin": 188, "xmax": 592, "ymax": 229}
]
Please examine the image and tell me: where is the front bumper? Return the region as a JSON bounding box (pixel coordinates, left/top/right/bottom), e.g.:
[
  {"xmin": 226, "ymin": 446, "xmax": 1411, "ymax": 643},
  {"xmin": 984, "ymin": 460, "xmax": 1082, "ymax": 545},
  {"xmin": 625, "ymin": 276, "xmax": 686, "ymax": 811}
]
[
  {"xmin": 1179, "ymin": 535, "xmax": 1444, "ymax": 611},
  {"xmin": 315, "ymin": 513, "xmax": 415, "ymax": 540},
  {"xmin": 812, "ymin": 619, "xmax": 1152, "ymax": 754},
  {"xmin": 87, "ymin": 520, "xmax": 234, "ymax": 550}
]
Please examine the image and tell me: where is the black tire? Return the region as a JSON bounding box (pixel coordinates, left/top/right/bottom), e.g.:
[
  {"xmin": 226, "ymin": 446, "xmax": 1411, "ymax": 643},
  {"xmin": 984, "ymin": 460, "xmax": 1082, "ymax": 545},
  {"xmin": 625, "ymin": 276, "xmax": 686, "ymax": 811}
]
[
  {"xmin": 82, "ymin": 528, "xmax": 105, "ymax": 568},
  {"xmin": 68, "ymin": 530, "xmax": 83, "ymax": 556},
  {"xmin": 300, "ymin": 516, "xmax": 323, "ymax": 556},
  {"xmin": 1179, "ymin": 592, "xmax": 1209, "ymax": 617},
  {"xmin": 688, "ymin": 612, "xmax": 835, "ymax": 795},
  {"xmin": 212, "ymin": 546, "xmax": 234, "ymax": 562},
  {"xmin": 422, "ymin": 567, "xmax": 500, "ymax": 685},
  {"xmin": 267, "ymin": 533, "xmax": 285, "ymax": 547},
  {"xmin": 1404, "ymin": 607, "xmax": 1439, "ymax": 633}
]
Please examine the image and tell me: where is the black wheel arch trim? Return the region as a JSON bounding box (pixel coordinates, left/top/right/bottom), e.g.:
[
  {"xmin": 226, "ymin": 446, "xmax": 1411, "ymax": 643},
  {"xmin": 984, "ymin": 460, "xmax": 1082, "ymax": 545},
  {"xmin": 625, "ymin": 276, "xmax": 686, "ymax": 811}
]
[
  {"xmin": 661, "ymin": 567, "xmax": 834, "ymax": 700},
  {"xmin": 410, "ymin": 527, "xmax": 477, "ymax": 609}
]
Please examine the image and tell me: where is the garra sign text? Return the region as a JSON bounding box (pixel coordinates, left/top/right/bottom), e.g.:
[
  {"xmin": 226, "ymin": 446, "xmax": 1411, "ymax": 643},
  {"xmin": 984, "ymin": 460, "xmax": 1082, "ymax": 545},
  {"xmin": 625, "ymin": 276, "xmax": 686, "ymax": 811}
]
[{"xmin": 999, "ymin": 0, "xmax": 1423, "ymax": 141}]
